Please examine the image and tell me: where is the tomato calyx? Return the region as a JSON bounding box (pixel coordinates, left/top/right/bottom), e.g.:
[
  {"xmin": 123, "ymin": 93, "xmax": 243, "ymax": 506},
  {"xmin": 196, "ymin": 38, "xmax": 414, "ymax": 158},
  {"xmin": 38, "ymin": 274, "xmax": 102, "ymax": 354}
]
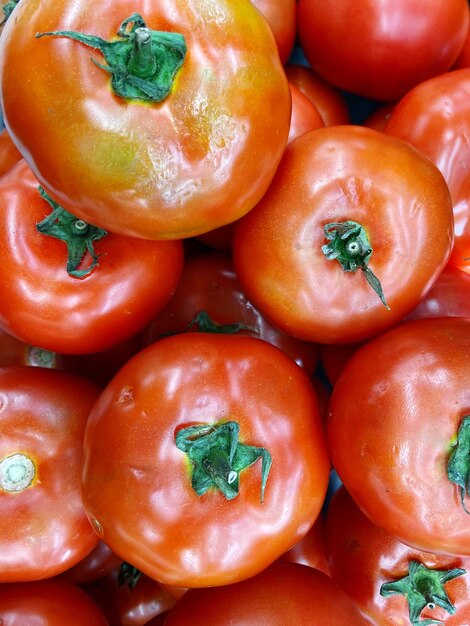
[
  {"xmin": 0, "ymin": 0, "xmax": 19, "ymax": 26},
  {"xmin": 321, "ymin": 220, "xmax": 390, "ymax": 309},
  {"xmin": 447, "ymin": 414, "xmax": 470, "ymax": 514},
  {"xmin": 27, "ymin": 346, "xmax": 58, "ymax": 368},
  {"xmin": 0, "ymin": 452, "xmax": 36, "ymax": 492},
  {"xmin": 118, "ymin": 562, "xmax": 142, "ymax": 590},
  {"xmin": 380, "ymin": 560, "xmax": 466, "ymax": 625},
  {"xmin": 35, "ymin": 13, "xmax": 186, "ymax": 103},
  {"xmin": 175, "ymin": 421, "xmax": 272, "ymax": 502},
  {"xmin": 36, "ymin": 186, "xmax": 107, "ymax": 278},
  {"xmin": 184, "ymin": 311, "xmax": 257, "ymax": 335}
]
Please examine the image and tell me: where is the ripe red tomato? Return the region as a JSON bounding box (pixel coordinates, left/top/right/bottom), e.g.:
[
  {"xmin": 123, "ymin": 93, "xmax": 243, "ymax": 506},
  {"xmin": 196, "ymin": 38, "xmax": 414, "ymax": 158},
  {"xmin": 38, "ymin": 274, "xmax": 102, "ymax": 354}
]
[
  {"xmin": 280, "ymin": 513, "xmax": 330, "ymax": 575},
  {"xmin": 297, "ymin": 0, "xmax": 470, "ymax": 101},
  {"xmin": 385, "ymin": 68, "xmax": 470, "ymax": 273},
  {"xmin": 326, "ymin": 486, "xmax": 470, "ymax": 626},
  {"xmin": 141, "ymin": 251, "xmax": 319, "ymax": 376},
  {"xmin": 0, "ymin": 127, "xmax": 21, "ymax": 176},
  {"xmin": 327, "ymin": 317, "xmax": 470, "ymax": 556},
  {"xmin": 0, "ymin": 366, "xmax": 102, "ymax": 582},
  {"xmin": 362, "ymin": 103, "xmax": 395, "ymax": 132},
  {"xmin": 0, "ymin": 579, "xmax": 108, "ymax": 625},
  {"xmin": 405, "ymin": 266, "xmax": 470, "ymax": 321},
  {"xmin": 285, "ymin": 64, "xmax": 350, "ymax": 126},
  {"xmin": 0, "ymin": 160, "xmax": 183, "ymax": 354},
  {"xmin": 81, "ymin": 333, "xmax": 330, "ymax": 587},
  {"xmin": 288, "ymin": 82, "xmax": 324, "ymax": 144},
  {"xmin": 0, "ymin": 0, "xmax": 291, "ymax": 239},
  {"xmin": 251, "ymin": 0, "xmax": 297, "ymax": 65},
  {"xmin": 62, "ymin": 541, "xmax": 122, "ymax": 585},
  {"xmin": 233, "ymin": 125, "xmax": 454, "ymax": 344},
  {"xmin": 163, "ymin": 561, "xmax": 367, "ymax": 625}
]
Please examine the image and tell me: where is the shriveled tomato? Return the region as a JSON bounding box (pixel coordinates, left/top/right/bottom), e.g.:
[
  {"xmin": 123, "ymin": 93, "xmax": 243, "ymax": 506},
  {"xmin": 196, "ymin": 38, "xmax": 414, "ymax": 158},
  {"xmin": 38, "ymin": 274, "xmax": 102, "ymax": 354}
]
[
  {"xmin": 297, "ymin": 0, "xmax": 469, "ymax": 101},
  {"xmin": 81, "ymin": 333, "xmax": 330, "ymax": 588},
  {"xmin": 0, "ymin": 366, "xmax": 101, "ymax": 582},
  {"xmin": 288, "ymin": 82, "xmax": 324, "ymax": 144},
  {"xmin": 385, "ymin": 68, "xmax": 470, "ymax": 273},
  {"xmin": 251, "ymin": 0, "xmax": 297, "ymax": 65},
  {"xmin": 141, "ymin": 251, "xmax": 319, "ymax": 376},
  {"xmin": 0, "ymin": 127, "xmax": 21, "ymax": 176},
  {"xmin": 163, "ymin": 561, "xmax": 367, "ymax": 625},
  {"xmin": 326, "ymin": 486, "xmax": 470, "ymax": 626},
  {"xmin": 327, "ymin": 317, "xmax": 470, "ymax": 556},
  {"xmin": 0, "ymin": 0, "xmax": 290, "ymax": 240},
  {"xmin": 0, "ymin": 579, "xmax": 108, "ymax": 625},
  {"xmin": 233, "ymin": 125, "xmax": 454, "ymax": 344},
  {"xmin": 0, "ymin": 160, "xmax": 183, "ymax": 354},
  {"xmin": 285, "ymin": 64, "xmax": 350, "ymax": 126}
]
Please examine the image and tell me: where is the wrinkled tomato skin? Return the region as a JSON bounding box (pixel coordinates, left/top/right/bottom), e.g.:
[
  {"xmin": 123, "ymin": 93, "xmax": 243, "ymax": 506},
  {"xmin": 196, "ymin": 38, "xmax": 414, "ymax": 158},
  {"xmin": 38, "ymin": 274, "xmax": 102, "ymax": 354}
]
[
  {"xmin": 163, "ymin": 561, "xmax": 367, "ymax": 625},
  {"xmin": 297, "ymin": 0, "xmax": 469, "ymax": 101},
  {"xmin": 251, "ymin": 0, "xmax": 297, "ymax": 65},
  {"xmin": 141, "ymin": 251, "xmax": 319, "ymax": 376},
  {"xmin": 0, "ymin": 0, "xmax": 291, "ymax": 240},
  {"xmin": 0, "ymin": 160, "xmax": 184, "ymax": 354},
  {"xmin": 0, "ymin": 579, "xmax": 108, "ymax": 626},
  {"xmin": 327, "ymin": 318, "xmax": 470, "ymax": 556},
  {"xmin": 385, "ymin": 68, "xmax": 470, "ymax": 273},
  {"xmin": 326, "ymin": 486, "xmax": 470, "ymax": 625},
  {"xmin": 82, "ymin": 333, "xmax": 330, "ymax": 588},
  {"xmin": 0, "ymin": 366, "xmax": 102, "ymax": 582},
  {"xmin": 233, "ymin": 126, "xmax": 454, "ymax": 344}
]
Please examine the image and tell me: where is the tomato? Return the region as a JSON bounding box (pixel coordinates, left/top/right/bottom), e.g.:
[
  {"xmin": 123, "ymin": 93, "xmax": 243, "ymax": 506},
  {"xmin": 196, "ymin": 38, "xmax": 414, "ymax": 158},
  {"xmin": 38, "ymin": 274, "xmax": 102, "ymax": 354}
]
[
  {"xmin": 285, "ymin": 64, "xmax": 350, "ymax": 126},
  {"xmin": 0, "ymin": 579, "xmax": 108, "ymax": 625},
  {"xmin": 280, "ymin": 513, "xmax": 330, "ymax": 575},
  {"xmin": 62, "ymin": 541, "xmax": 122, "ymax": 585},
  {"xmin": 0, "ymin": 160, "xmax": 183, "ymax": 354},
  {"xmin": 297, "ymin": 0, "xmax": 469, "ymax": 101},
  {"xmin": 288, "ymin": 82, "xmax": 324, "ymax": 144},
  {"xmin": 362, "ymin": 103, "xmax": 395, "ymax": 132},
  {"xmin": 233, "ymin": 125, "xmax": 454, "ymax": 345},
  {"xmin": 163, "ymin": 561, "xmax": 367, "ymax": 625},
  {"xmin": 326, "ymin": 486, "xmax": 470, "ymax": 626},
  {"xmin": 141, "ymin": 251, "xmax": 319, "ymax": 376},
  {"xmin": 0, "ymin": 328, "xmax": 58, "ymax": 369},
  {"xmin": 385, "ymin": 68, "xmax": 470, "ymax": 273},
  {"xmin": 405, "ymin": 266, "xmax": 470, "ymax": 321},
  {"xmin": 319, "ymin": 343, "xmax": 362, "ymax": 387},
  {"xmin": 0, "ymin": 0, "xmax": 291, "ymax": 240},
  {"xmin": 0, "ymin": 366, "xmax": 102, "ymax": 582},
  {"xmin": 251, "ymin": 0, "xmax": 297, "ymax": 65},
  {"xmin": 0, "ymin": 127, "xmax": 21, "ymax": 176},
  {"xmin": 81, "ymin": 333, "xmax": 330, "ymax": 587},
  {"xmin": 327, "ymin": 317, "xmax": 470, "ymax": 556}
]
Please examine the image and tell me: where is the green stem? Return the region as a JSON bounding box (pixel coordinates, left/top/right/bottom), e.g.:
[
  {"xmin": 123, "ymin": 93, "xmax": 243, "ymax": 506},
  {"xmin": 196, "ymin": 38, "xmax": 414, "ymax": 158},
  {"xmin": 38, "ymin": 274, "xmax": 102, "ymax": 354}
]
[
  {"xmin": 118, "ymin": 562, "xmax": 142, "ymax": 589},
  {"xmin": 447, "ymin": 415, "xmax": 470, "ymax": 514},
  {"xmin": 185, "ymin": 311, "xmax": 258, "ymax": 335},
  {"xmin": 321, "ymin": 220, "xmax": 390, "ymax": 309},
  {"xmin": 175, "ymin": 421, "xmax": 272, "ymax": 502},
  {"xmin": 35, "ymin": 13, "xmax": 186, "ymax": 103}
]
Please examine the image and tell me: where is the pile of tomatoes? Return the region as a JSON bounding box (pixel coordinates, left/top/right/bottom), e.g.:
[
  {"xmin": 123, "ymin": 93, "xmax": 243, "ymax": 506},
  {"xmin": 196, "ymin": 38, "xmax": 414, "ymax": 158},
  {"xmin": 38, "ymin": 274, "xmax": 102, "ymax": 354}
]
[{"xmin": 0, "ymin": 1, "xmax": 470, "ymax": 624}]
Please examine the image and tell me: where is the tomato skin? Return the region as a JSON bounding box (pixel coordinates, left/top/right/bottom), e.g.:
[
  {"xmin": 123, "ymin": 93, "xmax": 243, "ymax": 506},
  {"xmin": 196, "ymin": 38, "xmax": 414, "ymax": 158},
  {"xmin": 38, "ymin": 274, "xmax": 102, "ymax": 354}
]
[
  {"xmin": 385, "ymin": 68, "xmax": 470, "ymax": 273},
  {"xmin": 280, "ymin": 513, "xmax": 330, "ymax": 575},
  {"xmin": 0, "ymin": 579, "xmax": 108, "ymax": 626},
  {"xmin": 297, "ymin": 0, "xmax": 469, "ymax": 101},
  {"xmin": 0, "ymin": 127, "xmax": 21, "ymax": 177},
  {"xmin": 141, "ymin": 251, "xmax": 319, "ymax": 376},
  {"xmin": 82, "ymin": 333, "xmax": 330, "ymax": 588},
  {"xmin": 327, "ymin": 317, "xmax": 470, "ymax": 556},
  {"xmin": 405, "ymin": 266, "xmax": 470, "ymax": 321},
  {"xmin": 164, "ymin": 561, "xmax": 367, "ymax": 625},
  {"xmin": 288, "ymin": 82, "xmax": 324, "ymax": 144},
  {"xmin": 251, "ymin": 0, "xmax": 297, "ymax": 65},
  {"xmin": 0, "ymin": 0, "xmax": 291, "ymax": 240},
  {"xmin": 233, "ymin": 125, "xmax": 454, "ymax": 344},
  {"xmin": 326, "ymin": 486, "xmax": 470, "ymax": 625},
  {"xmin": 0, "ymin": 160, "xmax": 184, "ymax": 354},
  {"xmin": 0, "ymin": 366, "xmax": 102, "ymax": 582},
  {"xmin": 62, "ymin": 541, "xmax": 122, "ymax": 585},
  {"xmin": 285, "ymin": 64, "xmax": 350, "ymax": 126}
]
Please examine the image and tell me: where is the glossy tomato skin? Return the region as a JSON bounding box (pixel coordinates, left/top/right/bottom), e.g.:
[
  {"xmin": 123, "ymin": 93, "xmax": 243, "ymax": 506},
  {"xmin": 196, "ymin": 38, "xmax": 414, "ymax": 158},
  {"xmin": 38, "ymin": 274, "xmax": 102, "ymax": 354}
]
[
  {"xmin": 0, "ymin": 0, "xmax": 291, "ymax": 240},
  {"xmin": 405, "ymin": 266, "xmax": 470, "ymax": 321},
  {"xmin": 82, "ymin": 333, "xmax": 330, "ymax": 588},
  {"xmin": 0, "ymin": 579, "xmax": 108, "ymax": 626},
  {"xmin": 0, "ymin": 127, "xmax": 21, "ymax": 177},
  {"xmin": 233, "ymin": 125, "xmax": 454, "ymax": 344},
  {"xmin": 0, "ymin": 366, "xmax": 102, "ymax": 582},
  {"xmin": 280, "ymin": 512, "xmax": 330, "ymax": 575},
  {"xmin": 164, "ymin": 561, "xmax": 367, "ymax": 625},
  {"xmin": 61, "ymin": 541, "xmax": 122, "ymax": 585},
  {"xmin": 385, "ymin": 68, "xmax": 470, "ymax": 273},
  {"xmin": 288, "ymin": 82, "xmax": 324, "ymax": 144},
  {"xmin": 326, "ymin": 486, "xmax": 470, "ymax": 625},
  {"xmin": 327, "ymin": 317, "xmax": 470, "ymax": 556},
  {"xmin": 297, "ymin": 0, "xmax": 469, "ymax": 101},
  {"xmin": 251, "ymin": 0, "xmax": 297, "ymax": 65},
  {"xmin": 0, "ymin": 160, "xmax": 183, "ymax": 354},
  {"xmin": 141, "ymin": 251, "xmax": 319, "ymax": 376}
]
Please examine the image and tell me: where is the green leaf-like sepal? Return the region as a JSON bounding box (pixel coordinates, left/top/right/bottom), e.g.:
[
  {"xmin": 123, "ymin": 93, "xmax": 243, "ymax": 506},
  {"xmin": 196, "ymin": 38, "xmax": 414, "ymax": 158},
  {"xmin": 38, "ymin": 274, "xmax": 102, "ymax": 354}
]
[
  {"xmin": 175, "ymin": 421, "xmax": 272, "ymax": 502},
  {"xmin": 35, "ymin": 13, "xmax": 186, "ymax": 102},
  {"xmin": 0, "ymin": 0, "xmax": 20, "ymax": 27},
  {"xmin": 447, "ymin": 415, "xmax": 470, "ymax": 514}
]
